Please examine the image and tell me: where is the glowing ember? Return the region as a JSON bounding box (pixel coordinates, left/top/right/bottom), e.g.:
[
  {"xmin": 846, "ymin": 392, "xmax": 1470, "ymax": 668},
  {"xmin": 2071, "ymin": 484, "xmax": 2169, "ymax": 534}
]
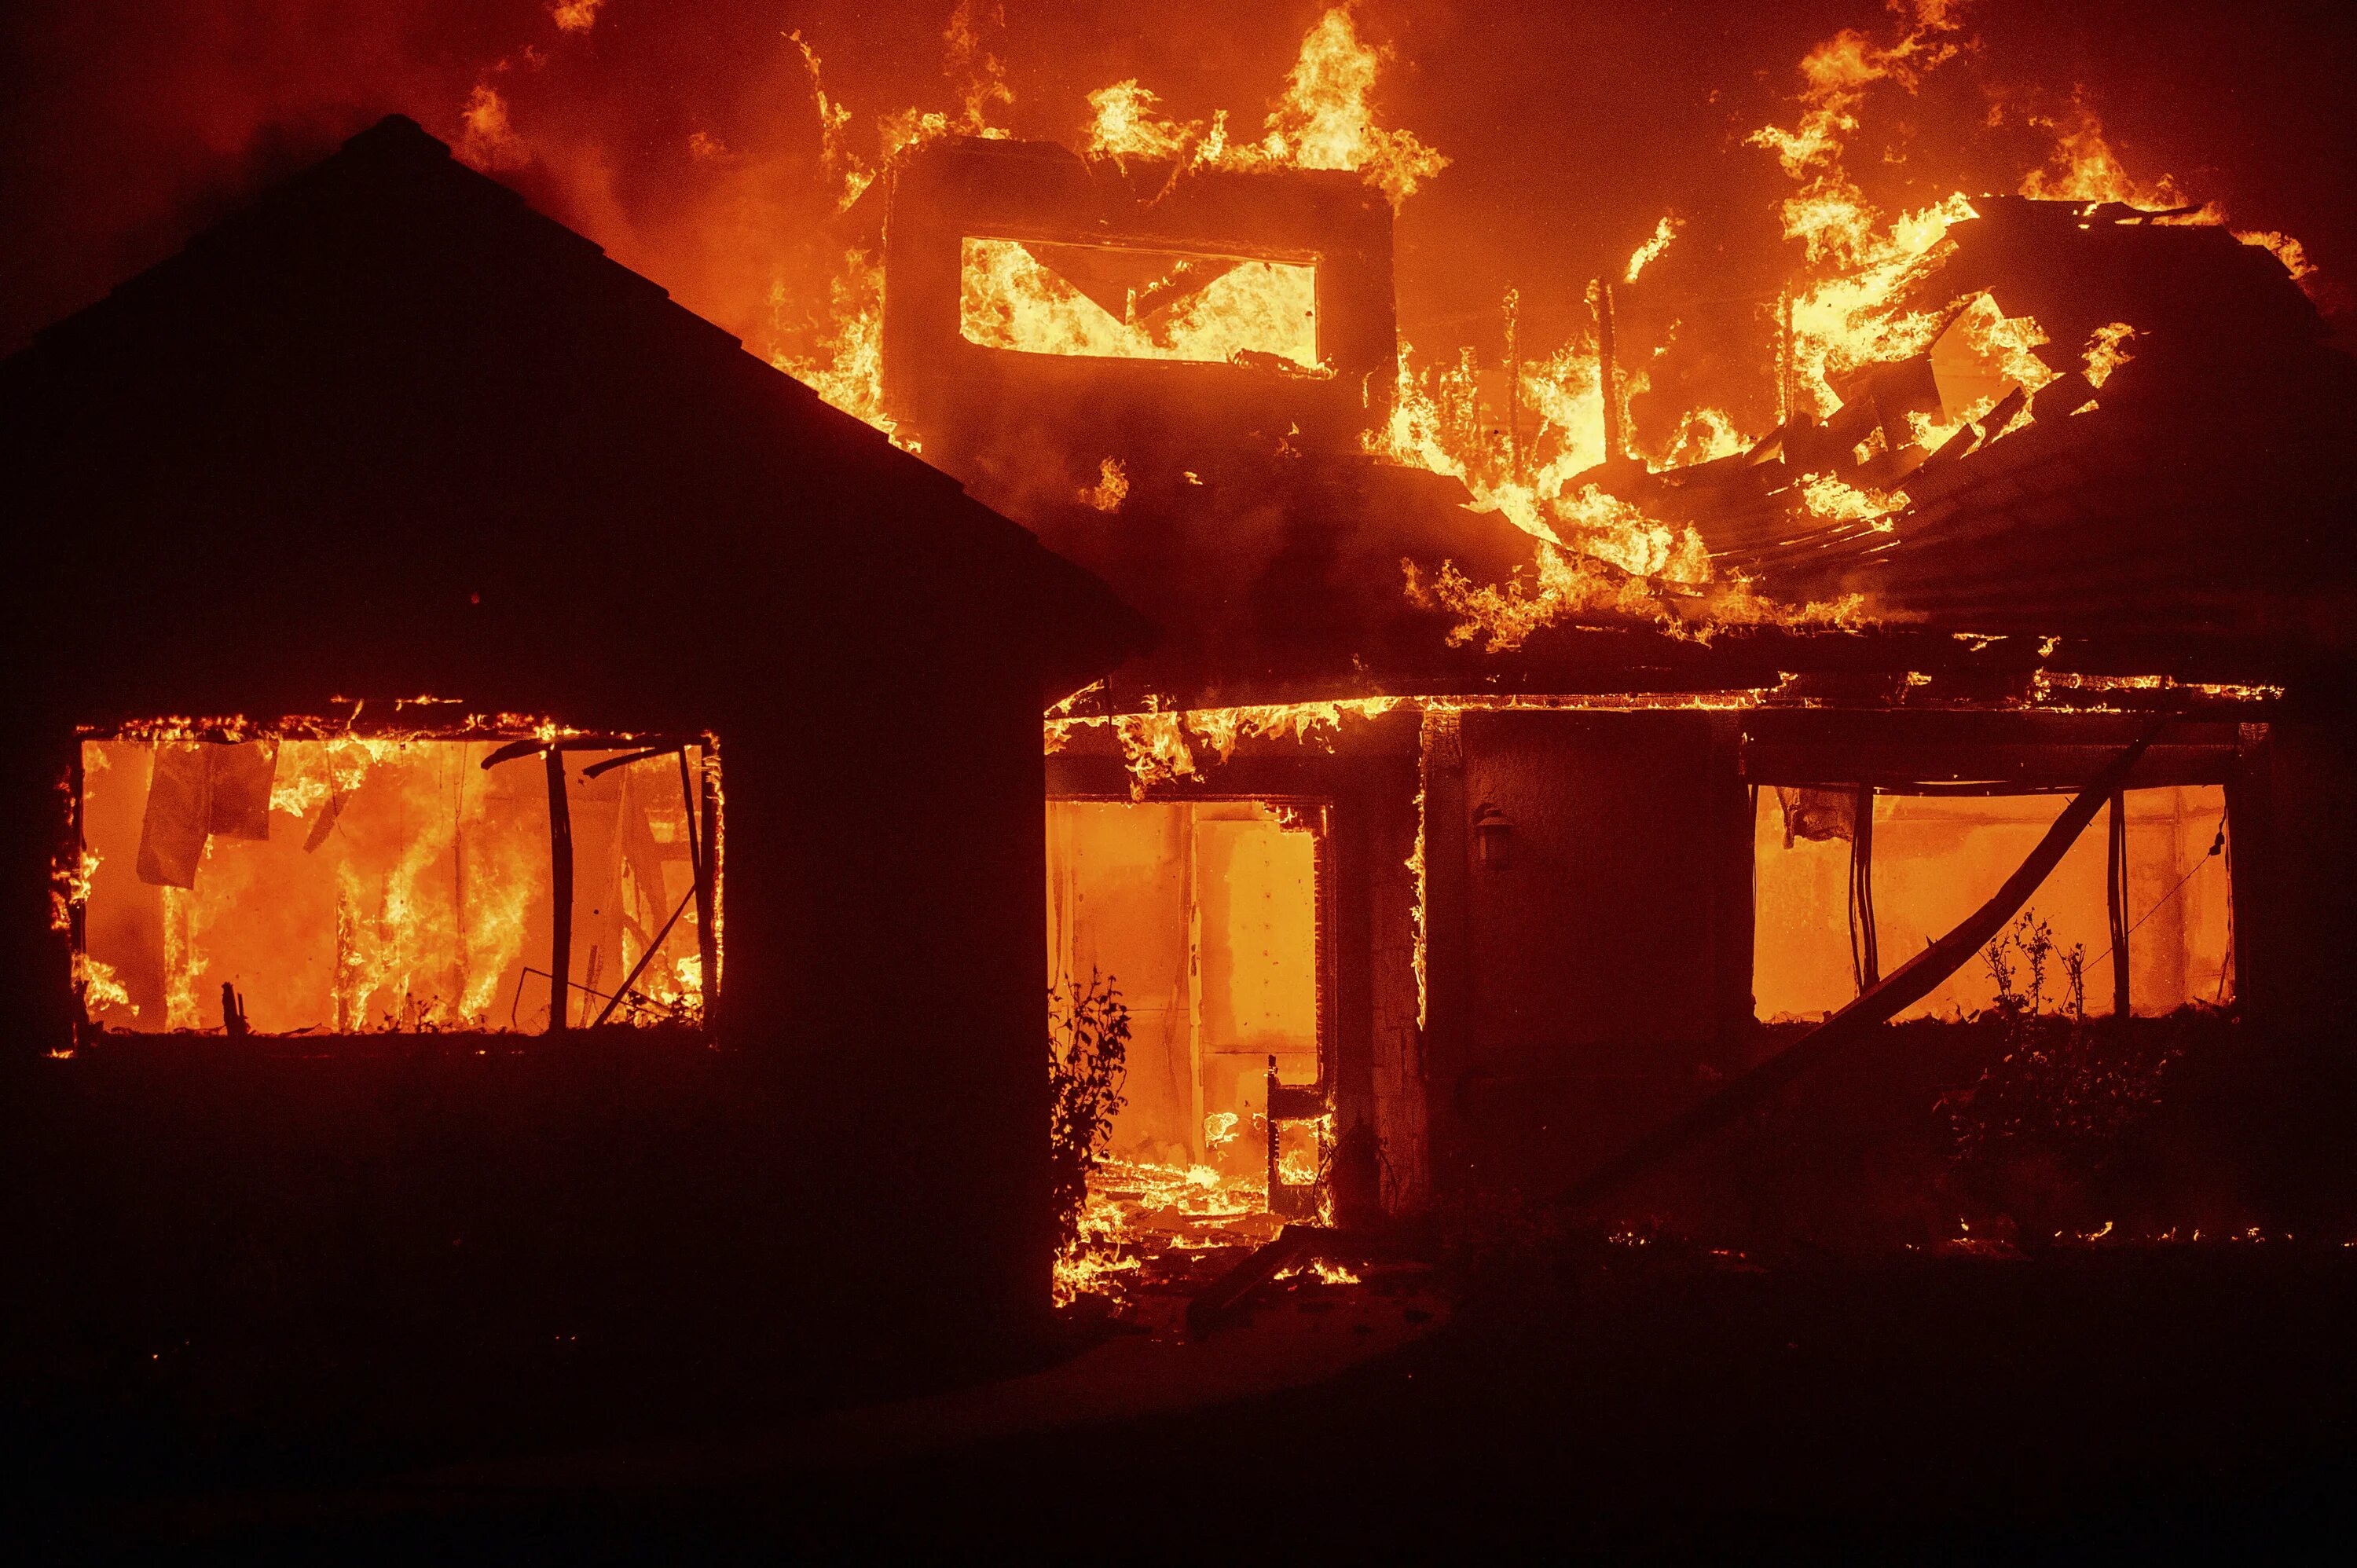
[
  {"xmin": 1623, "ymin": 216, "xmax": 1683, "ymax": 285},
  {"xmin": 1054, "ymin": 1153, "xmax": 1284, "ymax": 1310},
  {"xmin": 1079, "ymin": 456, "xmax": 1130, "ymax": 512},
  {"xmin": 2081, "ymin": 322, "xmax": 2138, "ymax": 389}
]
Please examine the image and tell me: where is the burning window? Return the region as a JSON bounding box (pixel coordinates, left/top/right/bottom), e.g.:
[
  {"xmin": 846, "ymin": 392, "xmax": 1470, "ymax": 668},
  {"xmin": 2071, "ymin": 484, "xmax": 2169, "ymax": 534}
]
[
  {"xmin": 68, "ymin": 728, "xmax": 717, "ymax": 1037},
  {"xmin": 1046, "ymin": 799, "xmax": 1325, "ymax": 1208},
  {"xmin": 959, "ymin": 236, "xmax": 1320, "ymax": 371},
  {"xmin": 1753, "ymin": 785, "xmax": 2231, "ymax": 1022}
]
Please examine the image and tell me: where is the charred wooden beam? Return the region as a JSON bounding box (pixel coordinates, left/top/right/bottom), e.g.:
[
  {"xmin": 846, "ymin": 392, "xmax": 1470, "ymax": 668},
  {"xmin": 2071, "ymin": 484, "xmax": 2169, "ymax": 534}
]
[
  {"xmin": 1186, "ymin": 1225, "xmax": 1316, "ymax": 1335},
  {"xmin": 587, "ymin": 885, "xmax": 698, "ymax": 1028},
  {"xmin": 693, "ymin": 744, "xmax": 720, "ymax": 1018},
  {"xmin": 579, "ymin": 744, "xmax": 679, "ymax": 781},
  {"xmin": 2109, "ymin": 789, "xmax": 2133, "ymax": 1020},
  {"xmin": 1595, "ymin": 278, "xmax": 1624, "ymax": 467},
  {"xmin": 545, "ymin": 746, "xmax": 574, "ymax": 1036}
]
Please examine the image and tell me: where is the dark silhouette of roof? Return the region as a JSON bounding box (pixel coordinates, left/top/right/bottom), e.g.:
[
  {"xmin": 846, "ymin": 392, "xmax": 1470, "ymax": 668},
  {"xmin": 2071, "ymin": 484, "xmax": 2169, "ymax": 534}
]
[{"xmin": 3, "ymin": 114, "xmax": 1151, "ymax": 728}]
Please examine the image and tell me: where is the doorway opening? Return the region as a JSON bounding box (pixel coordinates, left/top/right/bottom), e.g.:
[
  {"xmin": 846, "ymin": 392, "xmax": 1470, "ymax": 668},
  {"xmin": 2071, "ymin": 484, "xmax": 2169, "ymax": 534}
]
[{"xmin": 1047, "ymin": 797, "xmax": 1331, "ymax": 1299}]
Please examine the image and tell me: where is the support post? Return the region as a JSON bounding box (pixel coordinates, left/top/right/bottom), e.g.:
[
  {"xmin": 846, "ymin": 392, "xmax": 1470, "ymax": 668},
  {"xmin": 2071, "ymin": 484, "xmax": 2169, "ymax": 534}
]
[
  {"xmin": 1266, "ymin": 1053, "xmax": 1282, "ymax": 1206},
  {"xmin": 2108, "ymin": 789, "xmax": 2132, "ymax": 1020},
  {"xmin": 1778, "ymin": 288, "xmax": 1796, "ymax": 426},
  {"xmin": 1503, "ymin": 287, "xmax": 1523, "ymax": 485},
  {"xmin": 1849, "ymin": 783, "xmax": 1880, "ymax": 991},
  {"xmin": 66, "ymin": 743, "xmax": 91, "ymax": 1046},
  {"xmin": 1594, "ymin": 277, "xmax": 1623, "ymax": 466},
  {"xmin": 545, "ymin": 746, "xmax": 573, "ymax": 1035},
  {"xmin": 695, "ymin": 744, "xmax": 720, "ymax": 1020}
]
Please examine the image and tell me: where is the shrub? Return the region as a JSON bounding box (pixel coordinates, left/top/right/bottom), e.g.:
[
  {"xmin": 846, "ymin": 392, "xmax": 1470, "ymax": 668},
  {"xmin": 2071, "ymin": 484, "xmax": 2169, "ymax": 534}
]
[{"xmin": 1047, "ymin": 970, "xmax": 1130, "ymax": 1254}]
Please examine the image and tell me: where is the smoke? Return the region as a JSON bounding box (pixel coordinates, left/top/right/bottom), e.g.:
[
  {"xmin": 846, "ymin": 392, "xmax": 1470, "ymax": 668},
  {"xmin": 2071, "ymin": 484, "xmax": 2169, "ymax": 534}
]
[{"xmin": 2, "ymin": 0, "xmax": 2349, "ymax": 365}]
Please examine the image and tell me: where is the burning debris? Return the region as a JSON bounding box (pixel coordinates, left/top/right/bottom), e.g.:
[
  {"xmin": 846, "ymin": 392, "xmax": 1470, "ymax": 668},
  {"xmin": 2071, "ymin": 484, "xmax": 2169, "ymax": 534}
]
[
  {"xmin": 756, "ymin": 2, "xmax": 2343, "ymax": 661},
  {"xmin": 67, "ymin": 715, "xmax": 719, "ymax": 1040}
]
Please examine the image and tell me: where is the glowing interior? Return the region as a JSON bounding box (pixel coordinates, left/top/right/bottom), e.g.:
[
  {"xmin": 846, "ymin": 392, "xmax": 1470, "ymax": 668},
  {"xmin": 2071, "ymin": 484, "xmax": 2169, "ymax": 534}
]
[
  {"xmin": 1047, "ymin": 799, "xmax": 1321, "ymax": 1186},
  {"xmin": 77, "ymin": 738, "xmax": 712, "ymax": 1035},
  {"xmin": 1752, "ymin": 784, "xmax": 2234, "ymax": 1023},
  {"xmin": 961, "ymin": 236, "xmax": 1319, "ymax": 369}
]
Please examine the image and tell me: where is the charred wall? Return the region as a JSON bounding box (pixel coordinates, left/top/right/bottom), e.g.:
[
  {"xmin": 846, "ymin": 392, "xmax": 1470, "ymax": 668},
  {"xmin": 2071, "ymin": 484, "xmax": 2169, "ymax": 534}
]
[
  {"xmin": 1420, "ymin": 711, "xmax": 1754, "ymax": 1198},
  {"xmin": 0, "ymin": 116, "xmax": 1143, "ymax": 1350},
  {"xmin": 883, "ymin": 137, "xmax": 1398, "ymax": 489}
]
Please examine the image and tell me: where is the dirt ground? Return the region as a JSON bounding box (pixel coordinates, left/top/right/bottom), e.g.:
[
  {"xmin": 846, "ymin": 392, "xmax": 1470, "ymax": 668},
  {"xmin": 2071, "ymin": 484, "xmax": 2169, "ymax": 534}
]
[{"xmin": 19, "ymin": 1234, "xmax": 2355, "ymax": 1562}]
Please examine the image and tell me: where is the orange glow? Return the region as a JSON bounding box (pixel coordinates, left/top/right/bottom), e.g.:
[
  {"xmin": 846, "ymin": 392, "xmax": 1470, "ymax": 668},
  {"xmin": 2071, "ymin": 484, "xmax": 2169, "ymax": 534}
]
[
  {"xmin": 1079, "ymin": 456, "xmax": 1131, "ymax": 512},
  {"xmin": 1753, "ymin": 785, "xmax": 2233, "ymax": 1022},
  {"xmin": 1047, "ymin": 798, "xmax": 1321, "ymax": 1303},
  {"xmin": 433, "ymin": 2, "xmax": 2326, "ymax": 647},
  {"xmin": 959, "ymin": 237, "xmax": 1319, "ymax": 369},
  {"xmin": 1623, "ymin": 216, "xmax": 1683, "ymax": 285},
  {"xmin": 71, "ymin": 725, "xmax": 716, "ymax": 1036}
]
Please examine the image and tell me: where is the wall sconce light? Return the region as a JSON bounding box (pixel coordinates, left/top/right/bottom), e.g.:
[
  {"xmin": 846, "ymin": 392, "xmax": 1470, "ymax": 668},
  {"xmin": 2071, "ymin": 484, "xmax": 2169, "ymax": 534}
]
[{"xmin": 1472, "ymin": 804, "xmax": 1513, "ymax": 867}]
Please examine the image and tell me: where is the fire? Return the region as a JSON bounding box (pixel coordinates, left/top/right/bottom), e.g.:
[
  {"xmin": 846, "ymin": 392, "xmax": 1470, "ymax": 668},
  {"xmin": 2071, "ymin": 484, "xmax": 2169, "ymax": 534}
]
[
  {"xmin": 1051, "ymin": 691, "xmax": 1780, "ymax": 797},
  {"xmin": 759, "ymin": 2, "xmax": 2320, "ymax": 649},
  {"xmin": 958, "ymin": 238, "xmax": 1319, "ymax": 369},
  {"xmin": 2235, "ymin": 230, "xmax": 2319, "ymax": 287},
  {"xmin": 1079, "ymin": 456, "xmax": 1130, "ymax": 513},
  {"xmin": 1053, "ymin": 1152, "xmax": 1280, "ymax": 1310},
  {"xmin": 1083, "ymin": 81, "xmax": 1197, "ymax": 164},
  {"xmin": 771, "ymin": 251, "xmax": 896, "ymax": 440},
  {"xmin": 2020, "ymin": 95, "xmax": 2198, "ymax": 212},
  {"xmin": 68, "ymin": 719, "xmax": 716, "ymax": 1037},
  {"xmin": 1275, "ymin": 1258, "xmax": 1362, "ymax": 1286},
  {"xmin": 1250, "ymin": 5, "xmax": 1447, "ymax": 206},
  {"xmin": 1076, "ymin": 7, "xmax": 1446, "ymax": 207},
  {"xmin": 776, "ymin": 5, "xmax": 1431, "ymax": 435},
  {"xmin": 452, "ymin": 0, "xmax": 2324, "ymax": 643},
  {"xmin": 2081, "ymin": 321, "xmax": 2137, "ymax": 389},
  {"xmin": 1623, "ymin": 217, "xmax": 1682, "ymax": 285}
]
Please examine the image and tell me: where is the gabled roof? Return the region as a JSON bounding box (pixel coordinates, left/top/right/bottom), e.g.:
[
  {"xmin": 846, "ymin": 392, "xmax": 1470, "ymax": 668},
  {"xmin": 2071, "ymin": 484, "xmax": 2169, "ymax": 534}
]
[{"xmin": 3, "ymin": 115, "xmax": 1151, "ymax": 721}]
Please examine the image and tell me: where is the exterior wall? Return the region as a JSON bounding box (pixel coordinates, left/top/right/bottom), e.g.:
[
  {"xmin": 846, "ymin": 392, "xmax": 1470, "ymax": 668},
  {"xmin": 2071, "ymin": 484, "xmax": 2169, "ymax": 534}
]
[
  {"xmin": 8, "ymin": 649, "xmax": 1064, "ymax": 1356},
  {"xmin": 1421, "ymin": 710, "xmax": 1753, "ymax": 1198},
  {"xmin": 885, "ymin": 137, "xmax": 1398, "ymax": 473},
  {"xmin": 2233, "ymin": 716, "xmax": 2357, "ymax": 1041},
  {"xmin": 687, "ymin": 647, "xmax": 1057, "ymax": 1335}
]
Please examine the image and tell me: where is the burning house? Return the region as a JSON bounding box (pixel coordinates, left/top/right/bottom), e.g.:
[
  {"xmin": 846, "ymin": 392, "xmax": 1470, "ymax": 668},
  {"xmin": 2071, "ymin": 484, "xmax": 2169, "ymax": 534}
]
[
  {"xmin": 874, "ymin": 128, "xmax": 2357, "ymax": 1260},
  {"xmin": 5, "ymin": 5, "xmax": 2354, "ymax": 1347},
  {"xmin": 2, "ymin": 115, "xmax": 1149, "ymax": 1341}
]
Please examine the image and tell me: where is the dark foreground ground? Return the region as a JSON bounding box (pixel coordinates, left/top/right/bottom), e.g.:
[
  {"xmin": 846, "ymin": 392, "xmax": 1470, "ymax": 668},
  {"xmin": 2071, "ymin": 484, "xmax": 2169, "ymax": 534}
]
[{"xmin": 12, "ymin": 1235, "xmax": 2355, "ymax": 1563}]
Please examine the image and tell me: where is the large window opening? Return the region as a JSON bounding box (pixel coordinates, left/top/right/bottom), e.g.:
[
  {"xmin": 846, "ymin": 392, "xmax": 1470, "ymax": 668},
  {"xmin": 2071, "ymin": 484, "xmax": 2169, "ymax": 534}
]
[
  {"xmin": 961, "ymin": 236, "xmax": 1321, "ymax": 370},
  {"xmin": 1047, "ymin": 797, "xmax": 1328, "ymax": 1264},
  {"xmin": 1753, "ymin": 784, "xmax": 2233, "ymax": 1022},
  {"xmin": 71, "ymin": 731, "xmax": 718, "ymax": 1038}
]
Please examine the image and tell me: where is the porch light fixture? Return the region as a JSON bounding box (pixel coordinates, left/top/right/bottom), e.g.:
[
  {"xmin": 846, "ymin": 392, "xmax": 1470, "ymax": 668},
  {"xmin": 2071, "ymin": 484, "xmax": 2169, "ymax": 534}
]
[{"xmin": 1473, "ymin": 804, "xmax": 1514, "ymax": 867}]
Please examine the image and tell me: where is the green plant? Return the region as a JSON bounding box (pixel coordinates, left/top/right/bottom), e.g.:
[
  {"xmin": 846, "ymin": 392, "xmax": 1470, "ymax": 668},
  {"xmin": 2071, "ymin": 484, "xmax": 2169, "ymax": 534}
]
[{"xmin": 1047, "ymin": 969, "xmax": 1130, "ymax": 1255}]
